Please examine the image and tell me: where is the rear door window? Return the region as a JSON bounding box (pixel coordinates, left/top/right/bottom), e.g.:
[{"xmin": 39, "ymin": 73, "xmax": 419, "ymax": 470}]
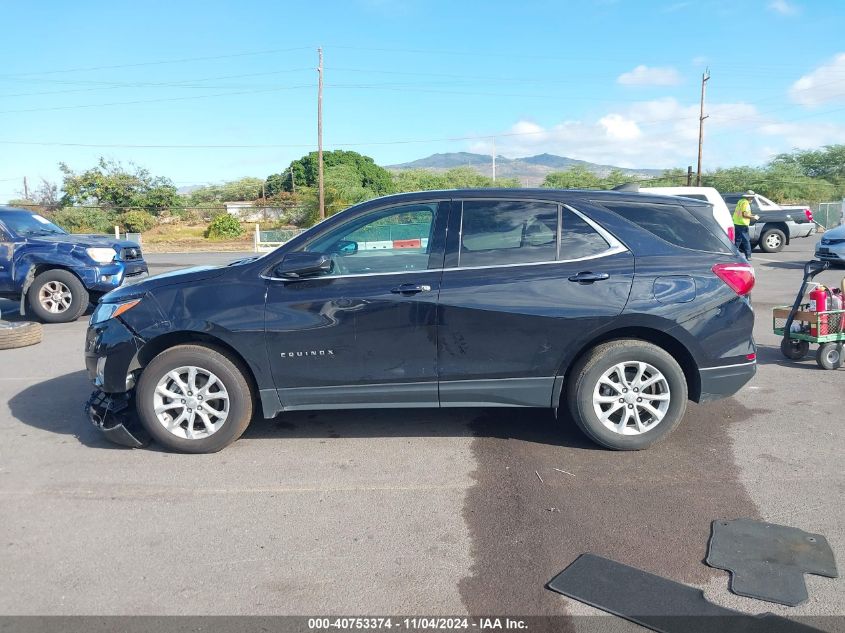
[
  {"xmin": 600, "ymin": 201, "xmax": 730, "ymax": 253},
  {"xmin": 459, "ymin": 200, "xmax": 558, "ymax": 267}
]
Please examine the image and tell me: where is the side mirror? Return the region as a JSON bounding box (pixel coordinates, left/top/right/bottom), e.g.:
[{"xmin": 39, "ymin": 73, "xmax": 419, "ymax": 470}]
[
  {"xmin": 334, "ymin": 239, "xmax": 358, "ymax": 256},
  {"xmin": 274, "ymin": 252, "xmax": 333, "ymax": 279}
]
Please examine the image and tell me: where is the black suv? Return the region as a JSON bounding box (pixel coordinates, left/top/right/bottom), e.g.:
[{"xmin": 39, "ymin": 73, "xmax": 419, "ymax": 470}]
[{"xmin": 85, "ymin": 189, "xmax": 756, "ymax": 453}]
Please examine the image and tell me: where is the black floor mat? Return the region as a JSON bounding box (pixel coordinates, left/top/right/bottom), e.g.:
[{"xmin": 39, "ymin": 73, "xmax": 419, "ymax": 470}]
[
  {"xmin": 707, "ymin": 519, "xmax": 839, "ymax": 606},
  {"xmin": 547, "ymin": 553, "xmax": 823, "ymax": 633}
]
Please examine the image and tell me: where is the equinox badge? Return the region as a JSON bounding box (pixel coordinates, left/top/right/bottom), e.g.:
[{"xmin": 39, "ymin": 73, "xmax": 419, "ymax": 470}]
[{"xmin": 281, "ymin": 350, "xmax": 335, "ymax": 358}]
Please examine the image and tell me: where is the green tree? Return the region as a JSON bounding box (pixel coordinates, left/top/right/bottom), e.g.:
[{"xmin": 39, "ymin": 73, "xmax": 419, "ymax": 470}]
[
  {"xmin": 59, "ymin": 158, "xmax": 182, "ymax": 215},
  {"xmin": 392, "ymin": 167, "xmax": 520, "ymax": 192},
  {"xmin": 119, "ymin": 210, "xmax": 157, "ymax": 233},
  {"xmin": 542, "ymin": 166, "xmax": 602, "ymax": 189},
  {"xmin": 187, "ymin": 177, "xmax": 264, "ymax": 205},
  {"xmin": 771, "ymin": 145, "xmax": 845, "ymax": 183},
  {"xmin": 51, "ymin": 207, "xmax": 116, "ymax": 233},
  {"xmin": 205, "ymin": 213, "xmax": 244, "ymax": 239},
  {"xmin": 269, "ymin": 150, "xmax": 394, "ymax": 196}
]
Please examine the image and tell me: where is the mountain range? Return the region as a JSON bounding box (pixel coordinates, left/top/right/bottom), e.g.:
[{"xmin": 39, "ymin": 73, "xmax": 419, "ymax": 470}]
[{"xmin": 387, "ymin": 152, "xmax": 664, "ymax": 186}]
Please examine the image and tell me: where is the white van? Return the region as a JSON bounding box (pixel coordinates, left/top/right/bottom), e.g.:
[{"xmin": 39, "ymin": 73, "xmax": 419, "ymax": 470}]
[{"xmin": 640, "ymin": 186, "xmax": 735, "ymax": 243}]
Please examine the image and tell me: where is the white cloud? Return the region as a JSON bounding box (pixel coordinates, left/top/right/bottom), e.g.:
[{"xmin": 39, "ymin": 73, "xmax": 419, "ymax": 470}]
[
  {"xmin": 789, "ymin": 53, "xmax": 845, "ymax": 107},
  {"xmin": 768, "ymin": 0, "xmax": 799, "ymax": 15},
  {"xmin": 467, "ymin": 98, "xmax": 777, "ymax": 169},
  {"xmin": 617, "ymin": 65, "xmax": 682, "ymax": 87},
  {"xmin": 599, "ymin": 114, "xmax": 642, "ymax": 140}
]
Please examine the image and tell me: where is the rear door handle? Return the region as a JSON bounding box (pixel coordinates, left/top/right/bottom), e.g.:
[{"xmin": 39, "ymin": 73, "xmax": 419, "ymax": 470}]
[
  {"xmin": 568, "ymin": 271, "xmax": 610, "ymax": 284},
  {"xmin": 391, "ymin": 283, "xmax": 432, "ymax": 295}
]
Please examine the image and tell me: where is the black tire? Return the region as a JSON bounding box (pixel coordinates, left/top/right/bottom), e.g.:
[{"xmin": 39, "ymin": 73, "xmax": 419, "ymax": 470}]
[
  {"xmin": 780, "ymin": 337, "xmax": 809, "ymax": 360},
  {"xmin": 565, "ymin": 340, "xmax": 688, "ymax": 450},
  {"xmin": 135, "ymin": 344, "xmax": 254, "ymax": 453},
  {"xmin": 0, "ymin": 320, "xmax": 43, "ymax": 350},
  {"xmin": 816, "ymin": 343, "xmax": 843, "ymax": 370},
  {"xmin": 759, "ymin": 228, "xmax": 786, "ymax": 253},
  {"xmin": 27, "ymin": 269, "xmax": 89, "ymax": 323}
]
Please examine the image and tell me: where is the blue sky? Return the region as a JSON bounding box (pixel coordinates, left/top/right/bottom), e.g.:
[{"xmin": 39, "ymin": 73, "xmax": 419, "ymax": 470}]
[{"xmin": 1, "ymin": 0, "xmax": 844, "ymax": 201}]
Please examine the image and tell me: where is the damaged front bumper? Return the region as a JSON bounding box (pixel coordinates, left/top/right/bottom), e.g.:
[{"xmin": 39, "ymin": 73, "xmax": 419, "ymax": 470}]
[
  {"xmin": 85, "ymin": 314, "xmax": 153, "ymax": 447},
  {"xmin": 85, "ymin": 390, "xmax": 149, "ymax": 448}
]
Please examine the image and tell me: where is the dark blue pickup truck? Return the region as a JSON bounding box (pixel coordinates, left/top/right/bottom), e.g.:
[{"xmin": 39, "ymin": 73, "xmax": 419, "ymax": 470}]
[{"xmin": 0, "ymin": 206, "xmax": 148, "ymax": 323}]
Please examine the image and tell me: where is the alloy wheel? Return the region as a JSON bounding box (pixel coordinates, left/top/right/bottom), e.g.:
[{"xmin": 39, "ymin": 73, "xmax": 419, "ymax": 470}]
[
  {"xmin": 38, "ymin": 281, "xmax": 72, "ymax": 314},
  {"xmin": 153, "ymin": 366, "xmax": 230, "ymax": 439},
  {"xmin": 592, "ymin": 361, "xmax": 671, "ymax": 435}
]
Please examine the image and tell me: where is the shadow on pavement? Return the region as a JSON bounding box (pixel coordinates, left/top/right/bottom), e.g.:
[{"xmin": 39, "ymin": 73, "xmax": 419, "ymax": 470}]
[
  {"xmin": 249, "ymin": 406, "xmax": 602, "ymax": 450},
  {"xmin": 7, "ymin": 370, "xmax": 130, "ymax": 449},
  {"xmin": 756, "ymin": 343, "xmax": 830, "ymax": 371},
  {"xmin": 9, "ymin": 369, "xmax": 603, "ymax": 452}
]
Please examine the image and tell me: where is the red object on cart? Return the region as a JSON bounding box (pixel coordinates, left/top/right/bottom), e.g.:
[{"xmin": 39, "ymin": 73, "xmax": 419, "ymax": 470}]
[{"xmin": 809, "ymin": 286, "xmax": 829, "ymax": 337}]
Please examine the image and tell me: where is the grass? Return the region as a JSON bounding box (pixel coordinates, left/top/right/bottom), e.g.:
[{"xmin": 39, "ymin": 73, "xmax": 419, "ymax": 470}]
[{"xmin": 140, "ymin": 222, "xmax": 253, "ymax": 253}]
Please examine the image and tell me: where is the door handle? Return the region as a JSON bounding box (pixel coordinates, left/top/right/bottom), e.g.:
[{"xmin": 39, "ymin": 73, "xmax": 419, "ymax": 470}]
[
  {"xmin": 391, "ymin": 283, "xmax": 432, "ymax": 295},
  {"xmin": 568, "ymin": 271, "xmax": 610, "ymax": 284}
]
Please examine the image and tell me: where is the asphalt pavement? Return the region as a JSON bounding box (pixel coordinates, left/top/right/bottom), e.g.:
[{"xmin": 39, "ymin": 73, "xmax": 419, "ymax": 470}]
[{"xmin": 0, "ymin": 239, "xmax": 842, "ymax": 628}]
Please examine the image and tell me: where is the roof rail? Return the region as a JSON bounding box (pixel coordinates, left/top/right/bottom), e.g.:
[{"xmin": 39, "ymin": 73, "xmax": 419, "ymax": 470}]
[{"xmin": 612, "ymin": 183, "xmax": 640, "ymax": 192}]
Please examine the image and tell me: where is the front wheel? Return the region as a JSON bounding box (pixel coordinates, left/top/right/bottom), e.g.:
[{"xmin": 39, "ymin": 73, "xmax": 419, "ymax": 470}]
[
  {"xmin": 135, "ymin": 344, "xmax": 254, "ymax": 453},
  {"xmin": 781, "ymin": 337, "xmax": 809, "ymax": 360},
  {"xmin": 565, "ymin": 340, "xmax": 688, "ymax": 450},
  {"xmin": 27, "ymin": 269, "xmax": 89, "ymax": 323}
]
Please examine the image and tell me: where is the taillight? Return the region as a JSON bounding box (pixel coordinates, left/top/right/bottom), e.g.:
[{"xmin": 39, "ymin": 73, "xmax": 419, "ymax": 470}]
[
  {"xmin": 727, "ymin": 226, "xmax": 735, "ymax": 242},
  {"xmin": 712, "ymin": 262, "xmax": 755, "ymax": 296},
  {"xmin": 804, "ymin": 208, "xmax": 813, "ymax": 222}
]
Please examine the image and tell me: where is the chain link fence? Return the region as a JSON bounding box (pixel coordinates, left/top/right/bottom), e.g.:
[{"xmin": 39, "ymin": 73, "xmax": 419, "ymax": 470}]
[
  {"xmin": 254, "ymin": 226, "xmax": 307, "ymax": 252},
  {"xmin": 810, "ymin": 200, "xmax": 844, "ymax": 230}
]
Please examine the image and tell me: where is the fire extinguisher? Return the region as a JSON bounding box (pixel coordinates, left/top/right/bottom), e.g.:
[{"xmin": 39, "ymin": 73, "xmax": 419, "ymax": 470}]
[{"xmin": 809, "ymin": 284, "xmax": 829, "ymax": 337}]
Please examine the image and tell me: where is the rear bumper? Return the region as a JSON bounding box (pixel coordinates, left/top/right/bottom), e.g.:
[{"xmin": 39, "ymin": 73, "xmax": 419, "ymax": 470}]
[
  {"xmin": 696, "ymin": 361, "xmax": 756, "ymax": 403},
  {"xmin": 788, "ymin": 223, "xmax": 815, "ymax": 239}
]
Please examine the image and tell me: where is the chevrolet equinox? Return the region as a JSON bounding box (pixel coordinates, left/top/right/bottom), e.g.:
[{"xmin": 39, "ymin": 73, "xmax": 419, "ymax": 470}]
[{"xmin": 85, "ymin": 189, "xmax": 756, "ymax": 453}]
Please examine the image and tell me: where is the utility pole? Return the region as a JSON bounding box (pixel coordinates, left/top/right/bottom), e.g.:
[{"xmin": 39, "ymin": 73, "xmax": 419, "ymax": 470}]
[
  {"xmin": 23, "ymin": 176, "xmax": 29, "ymax": 200},
  {"xmin": 261, "ymin": 182, "xmax": 267, "ymax": 221},
  {"xmin": 491, "ymin": 137, "xmax": 496, "ymax": 182},
  {"xmin": 289, "ymin": 167, "xmax": 296, "ymax": 194},
  {"xmin": 317, "ymin": 47, "xmax": 325, "ymax": 220},
  {"xmin": 696, "ymin": 68, "xmax": 710, "ymax": 187}
]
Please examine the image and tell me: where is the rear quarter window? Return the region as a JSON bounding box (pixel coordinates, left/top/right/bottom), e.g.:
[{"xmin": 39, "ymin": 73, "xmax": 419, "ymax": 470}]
[{"xmin": 600, "ymin": 201, "xmax": 731, "ymax": 253}]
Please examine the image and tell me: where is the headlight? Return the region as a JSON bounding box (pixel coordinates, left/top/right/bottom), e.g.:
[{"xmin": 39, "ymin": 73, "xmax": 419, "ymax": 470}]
[
  {"xmin": 90, "ymin": 299, "xmax": 141, "ymax": 325},
  {"xmin": 86, "ymin": 247, "xmax": 117, "ymax": 263}
]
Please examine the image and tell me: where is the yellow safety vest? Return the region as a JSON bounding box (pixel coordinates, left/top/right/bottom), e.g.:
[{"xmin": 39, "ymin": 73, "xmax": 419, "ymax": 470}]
[{"xmin": 733, "ymin": 198, "xmax": 752, "ymax": 226}]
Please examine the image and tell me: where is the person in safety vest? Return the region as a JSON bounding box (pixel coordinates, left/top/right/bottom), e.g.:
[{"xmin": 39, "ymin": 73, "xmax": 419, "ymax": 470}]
[{"xmin": 733, "ymin": 190, "xmax": 760, "ymax": 260}]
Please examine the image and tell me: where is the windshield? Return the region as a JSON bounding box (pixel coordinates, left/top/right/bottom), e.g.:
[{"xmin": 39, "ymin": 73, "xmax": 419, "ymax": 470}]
[{"xmin": 0, "ymin": 212, "xmax": 67, "ymax": 237}]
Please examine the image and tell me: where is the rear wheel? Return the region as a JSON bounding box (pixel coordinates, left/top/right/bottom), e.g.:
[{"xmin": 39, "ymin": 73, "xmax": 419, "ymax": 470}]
[
  {"xmin": 27, "ymin": 269, "xmax": 89, "ymax": 323},
  {"xmin": 759, "ymin": 228, "xmax": 786, "ymax": 253},
  {"xmin": 816, "ymin": 343, "xmax": 843, "ymax": 370},
  {"xmin": 565, "ymin": 340, "xmax": 688, "ymax": 450},
  {"xmin": 136, "ymin": 344, "xmax": 254, "ymax": 453},
  {"xmin": 781, "ymin": 338, "xmax": 809, "ymax": 360}
]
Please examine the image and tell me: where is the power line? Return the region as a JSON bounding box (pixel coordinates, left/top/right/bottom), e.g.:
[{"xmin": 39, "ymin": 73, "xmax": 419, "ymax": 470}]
[
  {"xmin": 0, "ymin": 84, "xmax": 315, "ymax": 114},
  {"xmin": 3, "ymin": 67, "xmax": 314, "ymax": 97},
  {"xmin": 0, "ymin": 46, "xmax": 312, "ymax": 78}
]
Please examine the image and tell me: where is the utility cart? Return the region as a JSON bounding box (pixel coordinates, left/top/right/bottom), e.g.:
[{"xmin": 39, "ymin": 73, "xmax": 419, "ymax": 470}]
[{"xmin": 773, "ymin": 259, "xmax": 845, "ymax": 370}]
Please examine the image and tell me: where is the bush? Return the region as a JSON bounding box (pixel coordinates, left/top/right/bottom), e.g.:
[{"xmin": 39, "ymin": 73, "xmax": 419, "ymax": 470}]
[
  {"xmin": 205, "ymin": 213, "xmax": 244, "ymax": 239},
  {"xmin": 119, "ymin": 209, "xmax": 157, "ymax": 233},
  {"xmin": 51, "ymin": 207, "xmax": 116, "ymax": 234}
]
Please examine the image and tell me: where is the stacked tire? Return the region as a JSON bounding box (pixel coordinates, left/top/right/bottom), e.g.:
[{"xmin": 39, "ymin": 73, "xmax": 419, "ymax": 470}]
[{"xmin": 0, "ymin": 321, "xmax": 43, "ymax": 350}]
